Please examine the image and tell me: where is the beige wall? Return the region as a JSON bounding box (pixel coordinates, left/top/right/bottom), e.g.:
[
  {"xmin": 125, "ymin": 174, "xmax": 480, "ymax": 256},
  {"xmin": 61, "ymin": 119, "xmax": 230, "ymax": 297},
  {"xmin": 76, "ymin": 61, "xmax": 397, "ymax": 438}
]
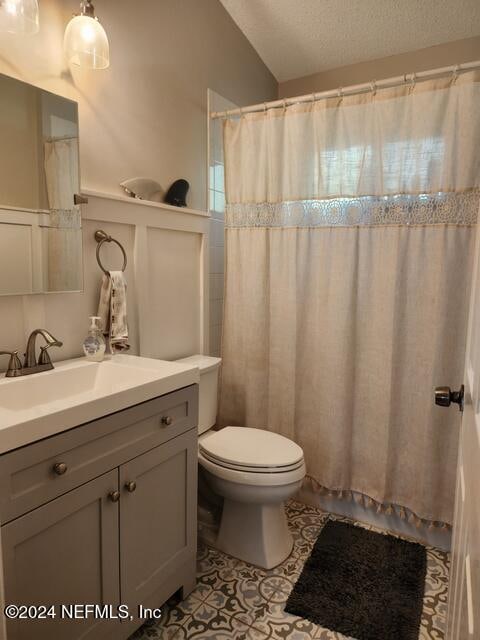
[
  {"xmin": 0, "ymin": 0, "xmax": 276, "ymax": 364},
  {"xmin": 279, "ymin": 36, "xmax": 480, "ymax": 98},
  {"xmin": 0, "ymin": 0, "xmax": 277, "ymax": 211}
]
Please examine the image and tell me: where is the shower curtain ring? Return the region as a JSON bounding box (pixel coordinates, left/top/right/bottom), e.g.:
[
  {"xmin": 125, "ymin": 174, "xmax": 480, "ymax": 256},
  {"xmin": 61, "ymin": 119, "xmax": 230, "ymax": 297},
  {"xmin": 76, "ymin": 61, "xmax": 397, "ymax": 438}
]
[
  {"xmin": 370, "ymin": 80, "xmax": 377, "ymax": 97},
  {"xmin": 451, "ymin": 64, "xmax": 460, "ymax": 83},
  {"xmin": 283, "ymin": 99, "xmax": 287, "ymax": 113},
  {"xmin": 337, "ymin": 87, "xmax": 344, "ymax": 102},
  {"xmin": 409, "ymin": 72, "xmax": 417, "ymax": 92}
]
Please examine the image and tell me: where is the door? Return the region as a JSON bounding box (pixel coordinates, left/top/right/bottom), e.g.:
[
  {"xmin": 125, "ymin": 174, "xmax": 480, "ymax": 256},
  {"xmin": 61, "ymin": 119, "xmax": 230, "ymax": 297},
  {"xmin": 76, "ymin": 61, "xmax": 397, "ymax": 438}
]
[
  {"xmin": 445, "ymin": 222, "xmax": 480, "ymax": 639},
  {"xmin": 119, "ymin": 429, "xmax": 197, "ymax": 610},
  {"xmin": 2, "ymin": 470, "xmax": 120, "ymax": 640}
]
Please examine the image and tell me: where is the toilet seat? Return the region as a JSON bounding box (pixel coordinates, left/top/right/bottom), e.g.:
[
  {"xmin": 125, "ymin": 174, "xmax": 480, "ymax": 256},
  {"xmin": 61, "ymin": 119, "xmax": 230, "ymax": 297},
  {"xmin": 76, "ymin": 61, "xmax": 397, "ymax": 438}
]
[
  {"xmin": 198, "ymin": 450, "xmax": 306, "ymax": 487},
  {"xmin": 199, "ymin": 426, "xmax": 304, "ymax": 469},
  {"xmin": 198, "ymin": 426, "xmax": 306, "ymax": 487},
  {"xmin": 200, "ymin": 448, "xmax": 305, "ymax": 474}
]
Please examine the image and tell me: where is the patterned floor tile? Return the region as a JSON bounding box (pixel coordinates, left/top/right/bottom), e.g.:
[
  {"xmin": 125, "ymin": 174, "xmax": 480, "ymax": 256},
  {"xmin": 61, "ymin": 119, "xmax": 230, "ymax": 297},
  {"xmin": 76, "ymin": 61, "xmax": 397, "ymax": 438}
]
[
  {"xmin": 244, "ymin": 600, "xmax": 320, "ymax": 639},
  {"xmin": 131, "ymin": 500, "xmax": 449, "ymax": 640},
  {"xmin": 420, "ymin": 547, "xmax": 449, "ymax": 639},
  {"xmin": 163, "ymin": 593, "xmax": 204, "ymax": 625},
  {"xmin": 131, "ymin": 591, "xmax": 204, "ymax": 640},
  {"xmin": 179, "ymin": 602, "xmax": 269, "ymax": 639},
  {"xmin": 196, "ymin": 545, "xmax": 241, "ymax": 600}
]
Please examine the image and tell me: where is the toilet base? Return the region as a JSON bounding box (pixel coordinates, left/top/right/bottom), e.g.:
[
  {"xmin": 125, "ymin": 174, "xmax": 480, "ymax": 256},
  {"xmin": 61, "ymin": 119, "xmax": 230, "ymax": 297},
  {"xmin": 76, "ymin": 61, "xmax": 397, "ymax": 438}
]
[{"xmin": 216, "ymin": 499, "xmax": 293, "ymax": 569}]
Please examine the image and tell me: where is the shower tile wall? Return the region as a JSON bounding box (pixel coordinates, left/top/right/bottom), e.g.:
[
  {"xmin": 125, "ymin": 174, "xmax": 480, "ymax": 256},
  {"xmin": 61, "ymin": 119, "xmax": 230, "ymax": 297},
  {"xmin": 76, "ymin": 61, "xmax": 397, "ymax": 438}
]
[{"xmin": 208, "ymin": 91, "xmax": 236, "ymax": 357}]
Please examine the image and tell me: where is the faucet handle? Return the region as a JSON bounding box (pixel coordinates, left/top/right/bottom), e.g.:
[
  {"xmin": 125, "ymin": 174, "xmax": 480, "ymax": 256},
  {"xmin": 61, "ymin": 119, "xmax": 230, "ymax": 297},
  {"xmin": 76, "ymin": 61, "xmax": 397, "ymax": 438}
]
[
  {"xmin": 38, "ymin": 344, "xmax": 60, "ymax": 366},
  {"xmin": 38, "ymin": 346, "xmax": 52, "ymax": 366},
  {"xmin": 0, "ymin": 351, "xmax": 23, "ymax": 377}
]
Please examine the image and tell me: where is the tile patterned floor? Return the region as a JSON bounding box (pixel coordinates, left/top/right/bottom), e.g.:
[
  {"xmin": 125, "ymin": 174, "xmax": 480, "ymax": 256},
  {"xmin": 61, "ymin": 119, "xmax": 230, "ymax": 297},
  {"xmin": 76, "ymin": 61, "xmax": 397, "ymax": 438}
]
[{"xmin": 130, "ymin": 500, "xmax": 449, "ymax": 640}]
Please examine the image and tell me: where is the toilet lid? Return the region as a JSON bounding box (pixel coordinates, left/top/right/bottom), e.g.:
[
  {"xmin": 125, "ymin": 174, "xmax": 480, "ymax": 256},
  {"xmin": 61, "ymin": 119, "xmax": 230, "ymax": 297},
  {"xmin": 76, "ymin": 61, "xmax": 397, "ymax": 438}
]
[{"xmin": 199, "ymin": 427, "xmax": 304, "ymax": 469}]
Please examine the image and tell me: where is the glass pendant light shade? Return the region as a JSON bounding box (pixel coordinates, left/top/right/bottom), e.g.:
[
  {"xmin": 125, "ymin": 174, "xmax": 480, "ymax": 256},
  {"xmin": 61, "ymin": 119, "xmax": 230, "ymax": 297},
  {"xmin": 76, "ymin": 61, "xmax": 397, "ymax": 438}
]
[
  {"xmin": 64, "ymin": 1, "xmax": 109, "ymax": 70},
  {"xmin": 0, "ymin": 0, "xmax": 39, "ymax": 35}
]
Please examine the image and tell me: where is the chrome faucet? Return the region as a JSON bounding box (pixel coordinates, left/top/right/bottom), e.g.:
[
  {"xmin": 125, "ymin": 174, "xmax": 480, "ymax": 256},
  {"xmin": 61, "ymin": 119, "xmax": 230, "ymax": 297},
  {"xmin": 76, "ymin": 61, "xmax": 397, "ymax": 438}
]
[
  {"xmin": 0, "ymin": 329, "xmax": 63, "ymax": 378},
  {"xmin": 25, "ymin": 329, "xmax": 63, "ymax": 369}
]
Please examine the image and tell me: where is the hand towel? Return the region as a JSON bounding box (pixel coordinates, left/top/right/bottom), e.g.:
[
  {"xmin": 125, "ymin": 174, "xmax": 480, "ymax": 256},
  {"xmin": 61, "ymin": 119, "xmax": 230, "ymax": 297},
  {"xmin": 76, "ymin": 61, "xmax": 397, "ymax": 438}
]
[{"xmin": 97, "ymin": 270, "xmax": 130, "ymax": 352}]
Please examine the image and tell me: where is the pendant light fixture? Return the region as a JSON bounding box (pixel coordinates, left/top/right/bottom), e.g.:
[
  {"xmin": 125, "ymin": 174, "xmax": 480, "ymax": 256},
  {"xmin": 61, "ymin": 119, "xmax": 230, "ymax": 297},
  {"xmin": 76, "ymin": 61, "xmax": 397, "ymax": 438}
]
[
  {"xmin": 64, "ymin": 0, "xmax": 109, "ymax": 70},
  {"xmin": 0, "ymin": 0, "xmax": 39, "ymax": 35}
]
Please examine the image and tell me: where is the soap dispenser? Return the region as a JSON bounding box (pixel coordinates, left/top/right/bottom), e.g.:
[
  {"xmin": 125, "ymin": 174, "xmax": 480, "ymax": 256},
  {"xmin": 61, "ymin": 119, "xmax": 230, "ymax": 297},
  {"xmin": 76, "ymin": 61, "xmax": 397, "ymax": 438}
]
[{"xmin": 83, "ymin": 316, "xmax": 106, "ymax": 362}]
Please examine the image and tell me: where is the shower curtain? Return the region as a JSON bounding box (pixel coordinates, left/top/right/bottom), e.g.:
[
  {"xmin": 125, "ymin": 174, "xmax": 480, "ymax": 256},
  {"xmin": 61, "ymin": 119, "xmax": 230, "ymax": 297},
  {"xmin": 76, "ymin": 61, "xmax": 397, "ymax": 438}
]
[
  {"xmin": 219, "ymin": 72, "xmax": 480, "ymax": 526},
  {"xmin": 44, "ymin": 137, "xmax": 82, "ymax": 291}
]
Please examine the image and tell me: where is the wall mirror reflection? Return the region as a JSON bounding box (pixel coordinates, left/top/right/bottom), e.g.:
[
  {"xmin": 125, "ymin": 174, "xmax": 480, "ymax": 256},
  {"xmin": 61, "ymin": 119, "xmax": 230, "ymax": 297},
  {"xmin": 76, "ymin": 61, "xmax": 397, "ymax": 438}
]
[{"xmin": 0, "ymin": 73, "xmax": 83, "ymax": 295}]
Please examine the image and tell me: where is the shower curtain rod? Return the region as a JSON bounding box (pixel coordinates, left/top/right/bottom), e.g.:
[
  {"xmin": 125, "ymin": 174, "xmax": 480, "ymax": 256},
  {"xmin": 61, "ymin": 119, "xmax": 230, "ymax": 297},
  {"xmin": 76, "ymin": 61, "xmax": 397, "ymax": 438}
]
[{"xmin": 210, "ymin": 59, "xmax": 480, "ymax": 119}]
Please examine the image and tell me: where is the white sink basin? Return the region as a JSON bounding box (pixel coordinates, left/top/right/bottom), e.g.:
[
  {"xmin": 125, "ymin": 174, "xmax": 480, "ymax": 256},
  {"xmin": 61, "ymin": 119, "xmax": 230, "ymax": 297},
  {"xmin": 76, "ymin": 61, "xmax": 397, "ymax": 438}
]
[{"xmin": 0, "ymin": 355, "xmax": 199, "ymax": 454}]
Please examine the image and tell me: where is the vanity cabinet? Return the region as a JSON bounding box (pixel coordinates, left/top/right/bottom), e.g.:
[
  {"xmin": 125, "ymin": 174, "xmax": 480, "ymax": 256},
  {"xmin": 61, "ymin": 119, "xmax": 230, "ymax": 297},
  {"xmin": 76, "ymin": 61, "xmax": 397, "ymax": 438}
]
[
  {"xmin": 120, "ymin": 431, "xmax": 197, "ymax": 611},
  {"xmin": 0, "ymin": 385, "xmax": 199, "ymax": 640},
  {"xmin": 2, "ymin": 470, "xmax": 120, "ymax": 640}
]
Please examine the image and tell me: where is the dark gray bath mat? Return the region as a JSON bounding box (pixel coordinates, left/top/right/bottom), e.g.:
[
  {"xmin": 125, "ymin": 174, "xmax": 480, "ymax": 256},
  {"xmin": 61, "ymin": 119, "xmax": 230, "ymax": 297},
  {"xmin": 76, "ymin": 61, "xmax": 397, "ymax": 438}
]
[{"xmin": 285, "ymin": 519, "xmax": 427, "ymax": 640}]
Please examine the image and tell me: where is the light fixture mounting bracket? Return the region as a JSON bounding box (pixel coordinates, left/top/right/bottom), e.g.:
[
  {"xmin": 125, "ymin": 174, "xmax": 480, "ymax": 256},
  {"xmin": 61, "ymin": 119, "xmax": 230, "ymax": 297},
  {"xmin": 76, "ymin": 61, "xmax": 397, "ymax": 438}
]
[{"xmin": 80, "ymin": 0, "xmax": 95, "ymax": 18}]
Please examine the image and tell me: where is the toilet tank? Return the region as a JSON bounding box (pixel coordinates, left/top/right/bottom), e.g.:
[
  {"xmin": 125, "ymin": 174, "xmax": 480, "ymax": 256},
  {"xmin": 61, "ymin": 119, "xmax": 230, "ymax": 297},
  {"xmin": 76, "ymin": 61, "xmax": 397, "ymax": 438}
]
[{"xmin": 175, "ymin": 355, "xmax": 222, "ymax": 434}]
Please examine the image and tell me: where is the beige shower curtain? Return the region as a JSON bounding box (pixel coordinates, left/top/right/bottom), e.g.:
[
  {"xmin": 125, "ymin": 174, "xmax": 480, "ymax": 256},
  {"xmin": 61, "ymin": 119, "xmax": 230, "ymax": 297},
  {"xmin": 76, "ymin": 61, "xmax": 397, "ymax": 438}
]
[
  {"xmin": 219, "ymin": 72, "xmax": 480, "ymax": 525},
  {"xmin": 44, "ymin": 137, "xmax": 82, "ymax": 291}
]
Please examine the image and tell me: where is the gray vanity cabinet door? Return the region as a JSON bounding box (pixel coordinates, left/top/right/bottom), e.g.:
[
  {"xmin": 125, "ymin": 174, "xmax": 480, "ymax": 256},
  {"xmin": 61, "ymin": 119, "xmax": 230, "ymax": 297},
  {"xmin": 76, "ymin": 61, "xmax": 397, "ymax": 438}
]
[
  {"xmin": 119, "ymin": 428, "xmax": 197, "ymax": 609},
  {"xmin": 2, "ymin": 470, "xmax": 120, "ymax": 640}
]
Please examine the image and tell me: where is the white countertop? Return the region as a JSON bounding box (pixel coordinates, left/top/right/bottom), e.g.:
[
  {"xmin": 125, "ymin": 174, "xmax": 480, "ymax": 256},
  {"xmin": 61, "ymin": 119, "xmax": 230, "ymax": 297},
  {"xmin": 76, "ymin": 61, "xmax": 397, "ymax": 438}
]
[{"xmin": 0, "ymin": 355, "xmax": 199, "ymax": 454}]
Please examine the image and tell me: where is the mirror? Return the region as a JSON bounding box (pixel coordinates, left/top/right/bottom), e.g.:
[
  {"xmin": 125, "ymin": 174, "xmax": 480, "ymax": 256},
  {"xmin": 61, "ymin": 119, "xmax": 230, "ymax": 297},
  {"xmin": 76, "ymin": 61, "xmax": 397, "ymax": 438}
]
[{"xmin": 0, "ymin": 74, "xmax": 83, "ymax": 295}]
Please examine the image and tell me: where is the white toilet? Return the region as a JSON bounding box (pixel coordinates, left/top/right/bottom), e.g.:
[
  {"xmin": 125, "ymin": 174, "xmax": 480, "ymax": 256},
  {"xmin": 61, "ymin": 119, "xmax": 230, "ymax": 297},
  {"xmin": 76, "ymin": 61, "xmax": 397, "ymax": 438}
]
[{"xmin": 176, "ymin": 355, "xmax": 306, "ymax": 569}]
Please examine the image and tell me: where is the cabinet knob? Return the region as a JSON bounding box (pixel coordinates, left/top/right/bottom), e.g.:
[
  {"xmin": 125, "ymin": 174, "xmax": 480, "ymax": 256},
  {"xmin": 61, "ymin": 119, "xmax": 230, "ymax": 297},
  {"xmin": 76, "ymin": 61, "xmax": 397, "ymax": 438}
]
[
  {"xmin": 108, "ymin": 490, "xmax": 120, "ymax": 502},
  {"xmin": 125, "ymin": 481, "xmax": 137, "ymax": 493},
  {"xmin": 161, "ymin": 416, "xmax": 173, "ymax": 426},
  {"xmin": 53, "ymin": 462, "xmax": 68, "ymax": 476}
]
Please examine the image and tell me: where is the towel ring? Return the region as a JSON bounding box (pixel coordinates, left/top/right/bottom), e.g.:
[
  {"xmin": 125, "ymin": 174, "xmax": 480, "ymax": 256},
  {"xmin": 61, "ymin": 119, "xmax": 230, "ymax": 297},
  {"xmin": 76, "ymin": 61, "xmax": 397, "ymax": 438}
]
[{"xmin": 94, "ymin": 230, "xmax": 127, "ymax": 275}]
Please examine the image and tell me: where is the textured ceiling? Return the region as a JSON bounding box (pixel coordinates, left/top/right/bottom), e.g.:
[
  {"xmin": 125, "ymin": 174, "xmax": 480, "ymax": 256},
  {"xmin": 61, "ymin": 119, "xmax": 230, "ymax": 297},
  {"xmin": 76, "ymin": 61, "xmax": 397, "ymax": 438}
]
[{"xmin": 219, "ymin": 0, "xmax": 480, "ymax": 82}]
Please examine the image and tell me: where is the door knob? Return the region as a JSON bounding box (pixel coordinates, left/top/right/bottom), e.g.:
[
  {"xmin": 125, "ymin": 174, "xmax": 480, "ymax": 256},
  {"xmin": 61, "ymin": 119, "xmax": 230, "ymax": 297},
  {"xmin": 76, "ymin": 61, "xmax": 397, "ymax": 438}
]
[
  {"xmin": 434, "ymin": 385, "xmax": 464, "ymax": 411},
  {"xmin": 125, "ymin": 481, "xmax": 137, "ymax": 493},
  {"xmin": 161, "ymin": 416, "xmax": 173, "ymax": 426},
  {"xmin": 108, "ymin": 490, "xmax": 120, "ymax": 502}
]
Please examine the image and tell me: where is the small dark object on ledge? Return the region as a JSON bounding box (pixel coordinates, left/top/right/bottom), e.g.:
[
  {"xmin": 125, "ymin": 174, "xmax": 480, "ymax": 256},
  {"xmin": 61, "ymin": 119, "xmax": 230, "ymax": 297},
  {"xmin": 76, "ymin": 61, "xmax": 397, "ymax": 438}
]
[{"xmin": 164, "ymin": 179, "xmax": 190, "ymax": 207}]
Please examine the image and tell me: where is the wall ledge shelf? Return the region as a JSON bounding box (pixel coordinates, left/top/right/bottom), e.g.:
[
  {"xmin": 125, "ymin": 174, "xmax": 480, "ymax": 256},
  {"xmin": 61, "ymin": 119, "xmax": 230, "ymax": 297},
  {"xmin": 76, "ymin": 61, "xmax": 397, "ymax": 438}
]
[
  {"xmin": 82, "ymin": 189, "xmax": 210, "ymax": 234},
  {"xmin": 84, "ymin": 189, "xmax": 209, "ymax": 217}
]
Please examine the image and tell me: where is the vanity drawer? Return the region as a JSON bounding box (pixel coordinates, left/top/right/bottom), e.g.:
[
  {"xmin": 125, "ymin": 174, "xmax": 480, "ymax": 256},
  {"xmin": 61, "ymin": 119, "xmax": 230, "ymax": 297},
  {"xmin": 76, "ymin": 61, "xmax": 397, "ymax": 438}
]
[{"xmin": 0, "ymin": 384, "xmax": 198, "ymax": 524}]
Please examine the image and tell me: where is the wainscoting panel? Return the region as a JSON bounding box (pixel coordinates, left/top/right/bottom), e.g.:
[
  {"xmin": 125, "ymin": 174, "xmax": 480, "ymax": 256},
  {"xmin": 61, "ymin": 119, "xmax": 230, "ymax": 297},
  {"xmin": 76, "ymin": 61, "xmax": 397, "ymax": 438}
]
[{"xmin": 0, "ymin": 190, "xmax": 210, "ymax": 366}]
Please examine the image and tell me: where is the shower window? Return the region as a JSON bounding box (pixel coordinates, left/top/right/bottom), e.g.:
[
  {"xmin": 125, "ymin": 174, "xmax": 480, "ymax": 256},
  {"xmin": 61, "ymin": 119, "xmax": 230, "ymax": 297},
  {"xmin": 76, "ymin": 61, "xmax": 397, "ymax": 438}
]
[{"xmin": 314, "ymin": 136, "xmax": 445, "ymax": 196}]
